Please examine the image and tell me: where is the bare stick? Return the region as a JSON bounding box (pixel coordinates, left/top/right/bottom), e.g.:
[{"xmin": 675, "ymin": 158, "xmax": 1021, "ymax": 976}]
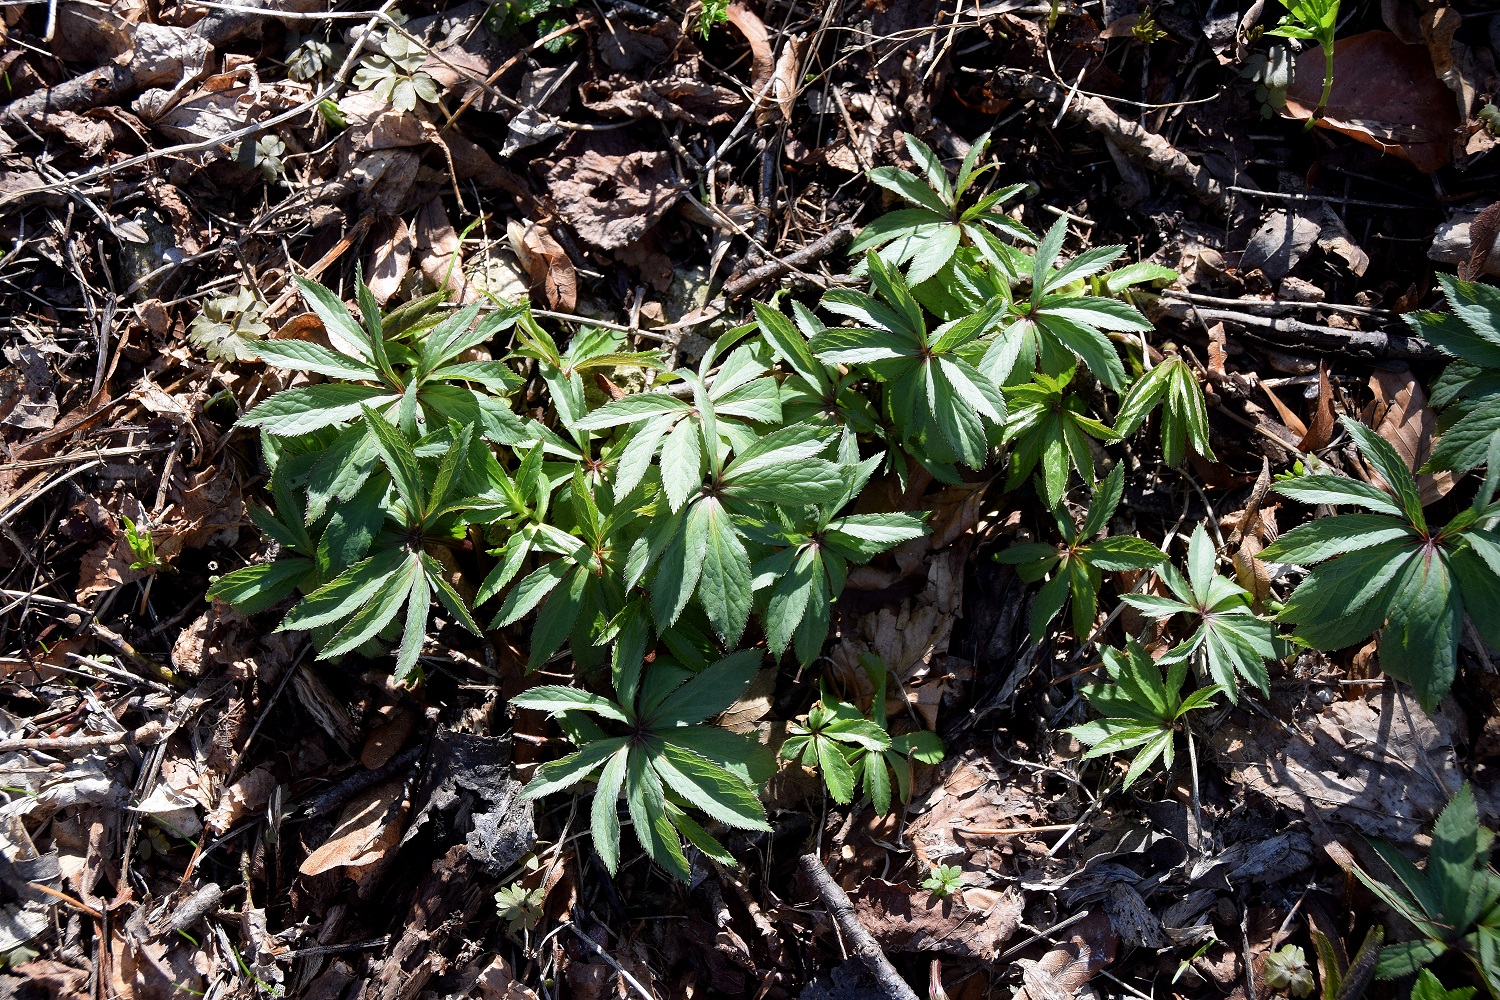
[
  {"xmin": 799, "ymin": 854, "xmax": 919, "ymax": 1000},
  {"xmin": 722, "ymin": 223, "xmax": 858, "ymax": 299},
  {"xmin": 0, "ymin": 721, "xmax": 164, "ymax": 754}
]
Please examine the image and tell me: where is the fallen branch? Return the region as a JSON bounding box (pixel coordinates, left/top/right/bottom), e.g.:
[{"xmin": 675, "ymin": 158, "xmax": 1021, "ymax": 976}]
[
  {"xmin": 722, "ymin": 223, "xmax": 858, "ymax": 299},
  {"xmin": 799, "ymin": 853, "xmax": 919, "ymax": 1000},
  {"xmin": 0, "ymin": 720, "xmax": 164, "ymax": 754},
  {"xmin": 993, "ymin": 68, "xmax": 1229, "ymax": 212},
  {"xmin": 1160, "ymin": 301, "xmax": 1438, "ymax": 360}
]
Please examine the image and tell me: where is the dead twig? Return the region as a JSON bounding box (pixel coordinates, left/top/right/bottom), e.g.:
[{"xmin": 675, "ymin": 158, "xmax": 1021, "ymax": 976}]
[
  {"xmin": 991, "ymin": 68, "xmax": 1229, "ymax": 212},
  {"xmin": 799, "ymin": 853, "xmax": 919, "ymax": 1000},
  {"xmin": 1160, "ymin": 302, "xmax": 1439, "ymax": 360},
  {"xmin": 0, "ymin": 721, "xmax": 164, "ymax": 754},
  {"xmin": 722, "ymin": 223, "xmax": 858, "ymax": 298}
]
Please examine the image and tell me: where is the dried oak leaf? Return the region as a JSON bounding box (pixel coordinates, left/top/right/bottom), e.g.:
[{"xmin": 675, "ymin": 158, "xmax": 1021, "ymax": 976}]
[
  {"xmin": 546, "ymin": 133, "xmax": 684, "ymax": 250},
  {"xmin": 579, "ymin": 76, "xmax": 746, "ymax": 126},
  {"xmin": 1284, "ymin": 31, "xmax": 1460, "ymax": 172},
  {"xmin": 1015, "ymin": 911, "xmax": 1119, "ymax": 1000},
  {"xmin": 1210, "ymin": 687, "xmax": 1464, "ymax": 844},
  {"xmin": 299, "ymin": 778, "xmax": 407, "ymax": 878},
  {"xmin": 852, "ymin": 879, "xmax": 1022, "ymax": 960}
]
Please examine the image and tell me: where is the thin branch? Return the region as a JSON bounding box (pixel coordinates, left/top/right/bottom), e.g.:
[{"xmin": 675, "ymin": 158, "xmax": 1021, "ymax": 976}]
[{"xmin": 799, "ymin": 853, "xmax": 919, "ymax": 1000}]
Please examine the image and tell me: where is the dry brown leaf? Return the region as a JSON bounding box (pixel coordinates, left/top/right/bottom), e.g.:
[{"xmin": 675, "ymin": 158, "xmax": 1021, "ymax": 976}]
[
  {"xmin": 299, "ymin": 778, "xmax": 406, "ymax": 877},
  {"xmin": 853, "ymin": 878, "xmax": 1022, "ymax": 960},
  {"xmin": 1210, "ymin": 687, "xmax": 1464, "ymax": 844},
  {"xmin": 1258, "ymin": 383, "xmax": 1308, "ymax": 439},
  {"xmin": 360, "ymin": 706, "xmax": 416, "ymax": 770},
  {"xmin": 725, "ymin": 3, "xmax": 773, "ymax": 99},
  {"xmin": 206, "ymin": 767, "xmax": 275, "ymax": 835},
  {"xmin": 770, "ymin": 35, "xmax": 802, "ymax": 125},
  {"xmin": 415, "ymin": 196, "xmax": 473, "ymax": 303},
  {"xmin": 1015, "ymin": 911, "xmax": 1119, "ymax": 1000},
  {"xmin": 1363, "ymin": 369, "xmax": 1456, "ymax": 504},
  {"xmin": 367, "ymin": 216, "xmax": 413, "ymax": 306},
  {"xmin": 1284, "ymin": 31, "xmax": 1460, "ymax": 173},
  {"xmin": 546, "ymin": 133, "xmax": 684, "ymax": 250},
  {"xmin": 507, "ymin": 219, "xmax": 577, "ymax": 311},
  {"xmin": 1298, "ymin": 361, "xmax": 1336, "ymax": 451},
  {"xmin": 580, "ymin": 76, "xmax": 746, "ymax": 126},
  {"xmin": 1206, "ymin": 322, "xmax": 1229, "ymax": 378},
  {"xmin": 1422, "ymin": 7, "xmax": 1478, "ymax": 125}
]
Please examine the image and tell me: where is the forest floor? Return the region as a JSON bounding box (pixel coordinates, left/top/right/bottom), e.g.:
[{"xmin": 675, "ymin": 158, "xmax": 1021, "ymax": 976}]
[{"xmin": 1, "ymin": 0, "xmax": 1498, "ymax": 998}]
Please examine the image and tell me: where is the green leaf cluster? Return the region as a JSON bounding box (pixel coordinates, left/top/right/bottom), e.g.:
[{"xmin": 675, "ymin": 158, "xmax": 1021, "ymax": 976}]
[
  {"xmin": 1407, "ymin": 275, "xmax": 1500, "ymax": 477},
  {"xmin": 203, "ymin": 129, "xmax": 1243, "ymax": 882},
  {"xmin": 1339, "ymin": 784, "xmax": 1500, "ymax": 995},
  {"xmin": 852, "ymin": 133, "xmax": 1031, "ymax": 286},
  {"xmin": 997, "ymin": 464, "xmax": 1166, "ymax": 642},
  {"xmin": 1067, "ymin": 636, "xmax": 1221, "ymax": 790},
  {"xmin": 781, "ymin": 655, "xmax": 944, "ymax": 814},
  {"xmin": 511, "ymin": 649, "xmax": 773, "ymax": 881},
  {"xmin": 1121, "ymin": 523, "xmax": 1286, "ymax": 702},
  {"xmin": 921, "ymin": 864, "xmax": 963, "ymax": 899},
  {"xmin": 1262, "ymin": 417, "xmax": 1500, "ymax": 712},
  {"xmin": 1266, "ymin": 0, "xmax": 1339, "ymax": 121}
]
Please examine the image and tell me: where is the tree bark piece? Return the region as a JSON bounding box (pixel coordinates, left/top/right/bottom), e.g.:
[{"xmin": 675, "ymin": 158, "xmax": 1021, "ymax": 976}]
[{"xmin": 799, "ymin": 853, "xmax": 920, "ymax": 1000}]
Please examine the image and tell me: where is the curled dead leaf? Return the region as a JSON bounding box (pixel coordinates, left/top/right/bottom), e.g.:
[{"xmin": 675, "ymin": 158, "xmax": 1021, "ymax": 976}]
[
  {"xmin": 1362, "ymin": 369, "xmax": 1455, "ymax": 504},
  {"xmin": 507, "ymin": 219, "xmax": 577, "ymax": 311}
]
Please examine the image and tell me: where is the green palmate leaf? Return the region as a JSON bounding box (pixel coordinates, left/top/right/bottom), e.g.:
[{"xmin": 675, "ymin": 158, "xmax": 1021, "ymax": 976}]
[
  {"xmin": 650, "ymin": 649, "xmax": 762, "ymax": 726},
  {"xmin": 1115, "ymin": 354, "xmax": 1213, "ymax": 466},
  {"xmin": 1258, "ymin": 514, "xmax": 1415, "ymax": 563},
  {"xmin": 252, "ymin": 338, "xmax": 381, "ymax": 380},
  {"xmin": 1121, "ymin": 524, "xmax": 1280, "ymax": 700},
  {"xmin": 1379, "ymin": 548, "xmax": 1462, "ymax": 713},
  {"xmin": 294, "ymin": 275, "xmax": 373, "ymax": 360},
  {"xmin": 1265, "ymin": 416, "xmax": 1500, "ymax": 712},
  {"xmin": 652, "ymin": 742, "xmax": 771, "ymax": 831},
  {"xmin": 1069, "ymin": 637, "xmax": 1220, "ymax": 789},
  {"xmin": 1342, "ymin": 418, "xmax": 1426, "ymax": 531},
  {"xmin": 590, "ymin": 747, "xmax": 630, "ymax": 873},
  {"xmin": 1003, "ymin": 369, "xmax": 1120, "ymax": 506},
  {"xmin": 998, "ymin": 464, "xmax": 1166, "ymax": 643},
  {"xmin": 1427, "ymin": 401, "xmax": 1500, "ymax": 474},
  {"xmin": 1410, "ymin": 970, "xmax": 1476, "ymax": 1000}
]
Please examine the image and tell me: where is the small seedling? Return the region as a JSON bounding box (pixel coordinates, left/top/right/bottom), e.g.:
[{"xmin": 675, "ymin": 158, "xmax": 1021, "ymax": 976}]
[
  {"xmin": 286, "ymin": 36, "xmax": 335, "ymax": 82},
  {"xmin": 235, "ymin": 134, "xmax": 286, "ymax": 183},
  {"xmin": 1120, "ymin": 523, "xmax": 1285, "ymax": 702},
  {"xmin": 352, "ymin": 30, "xmax": 440, "ymax": 112},
  {"xmin": 698, "ymin": 0, "xmax": 728, "ymax": 37},
  {"xmin": 921, "ymin": 865, "xmax": 963, "ymax": 898},
  {"xmin": 494, "ymin": 883, "xmax": 545, "ymax": 933},
  {"xmin": 1263, "ymin": 944, "xmax": 1314, "ymax": 997},
  {"xmin": 187, "ymin": 285, "xmax": 271, "ymax": 362},
  {"xmin": 850, "ymin": 132, "xmax": 1032, "ymax": 285},
  {"xmin": 996, "ymin": 464, "xmax": 1167, "ymax": 643},
  {"xmin": 123, "ymin": 515, "xmax": 167, "ymax": 574}
]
